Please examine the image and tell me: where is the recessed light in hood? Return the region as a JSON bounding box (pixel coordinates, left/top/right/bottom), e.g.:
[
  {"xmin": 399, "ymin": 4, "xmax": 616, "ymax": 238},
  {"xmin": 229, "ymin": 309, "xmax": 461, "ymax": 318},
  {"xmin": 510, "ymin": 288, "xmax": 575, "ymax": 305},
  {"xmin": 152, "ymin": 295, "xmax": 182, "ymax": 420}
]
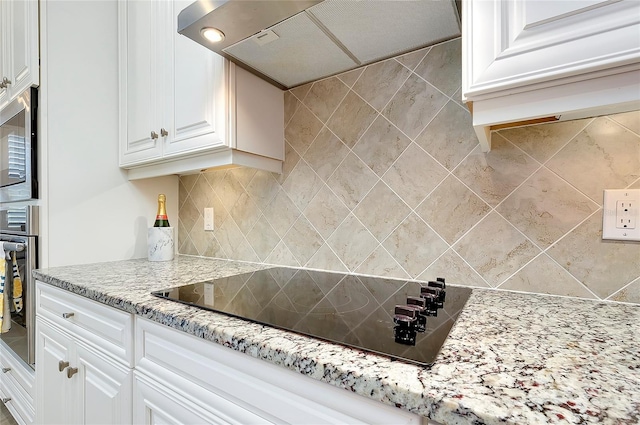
[{"xmin": 178, "ymin": 0, "xmax": 461, "ymax": 90}]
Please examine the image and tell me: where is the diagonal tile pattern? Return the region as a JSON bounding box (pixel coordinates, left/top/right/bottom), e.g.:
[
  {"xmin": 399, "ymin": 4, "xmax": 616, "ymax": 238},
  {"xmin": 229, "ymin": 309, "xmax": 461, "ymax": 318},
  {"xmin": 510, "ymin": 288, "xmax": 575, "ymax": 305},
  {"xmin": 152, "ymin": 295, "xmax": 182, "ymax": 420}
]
[{"xmin": 178, "ymin": 37, "xmax": 640, "ymax": 305}]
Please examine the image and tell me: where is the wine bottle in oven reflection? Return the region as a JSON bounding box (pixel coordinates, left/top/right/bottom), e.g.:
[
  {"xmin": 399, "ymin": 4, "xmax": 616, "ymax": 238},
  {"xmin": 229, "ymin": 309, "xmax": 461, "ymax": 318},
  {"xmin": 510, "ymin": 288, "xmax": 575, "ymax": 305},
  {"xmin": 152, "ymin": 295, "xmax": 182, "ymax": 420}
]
[{"xmin": 153, "ymin": 194, "xmax": 170, "ymax": 227}]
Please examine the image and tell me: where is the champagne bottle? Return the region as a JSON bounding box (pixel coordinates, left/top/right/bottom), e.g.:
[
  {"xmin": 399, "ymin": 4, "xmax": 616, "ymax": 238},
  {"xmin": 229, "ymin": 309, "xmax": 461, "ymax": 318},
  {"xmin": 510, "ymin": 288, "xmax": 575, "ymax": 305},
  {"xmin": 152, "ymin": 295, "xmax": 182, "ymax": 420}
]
[{"xmin": 153, "ymin": 194, "xmax": 170, "ymax": 227}]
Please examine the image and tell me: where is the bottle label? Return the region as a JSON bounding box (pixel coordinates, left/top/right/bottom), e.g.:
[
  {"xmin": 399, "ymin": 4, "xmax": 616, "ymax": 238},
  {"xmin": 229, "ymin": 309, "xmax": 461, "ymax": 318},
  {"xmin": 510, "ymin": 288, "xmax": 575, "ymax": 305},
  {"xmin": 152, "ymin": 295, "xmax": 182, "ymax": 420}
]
[{"xmin": 155, "ymin": 215, "xmax": 168, "ymax": 220}]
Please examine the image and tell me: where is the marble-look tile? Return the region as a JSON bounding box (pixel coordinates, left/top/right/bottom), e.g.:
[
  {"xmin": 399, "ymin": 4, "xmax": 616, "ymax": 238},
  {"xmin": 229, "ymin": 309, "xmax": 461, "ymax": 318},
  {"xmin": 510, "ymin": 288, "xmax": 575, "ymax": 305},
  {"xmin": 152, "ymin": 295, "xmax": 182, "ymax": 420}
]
[
  {"xmin": 336, "ymin": 67, "xmax": 364, "ymax": 88},
  {"xmin": 228, "ymin": 167, "xmax": 257, "ymax": 189},
  {"xmin": 454, "ymin": 212, "xmax": 540, "ymax": 287},
  {"xmin": 265, "ymin": 241, "xmax": 300, "ymax": 267},
  {"xmin": 180, "ymin": 174, "xmax": 199, "ymax": 194},
  {"xmin": 246, "ymin": 170, "xmax": 280, "ymax": 211},
  {"xmin": 382, "ymin": 213, "xmax": 449, "ymax": 279},
  {"xmin": 417, "ymin": 176, "xmax": 491, "ymax": 245},
  {"xmin": 188, "ymin": 175, "xmax": 213, "ymax": 212},
  {"xmin": 178, "ymin": 195, "xmax": 200, "ymax": 234},
  {"xmin": 228, "ymin": 237, "xmax": 260, "ymax": 263},
  {"xmin": 285, "ymin": 105, "xmax": 324, "ymax": 156},
  {"xmin": 326, "ymin": 91, "xmax": 378, "ymax": 148},
  {"xmin": 416, "ymin": 101, "xmax": 479, "ymax": 171},
  {"xmin": 202, "ymin": 168, "xmax": 227, "ymax": 189},
  {"xmin": 179, "ymin": 235, "xmax": 198, "ymax": 256},
  {"xmin": 452, "ymin": 87, "xmax": 466, "ymax": 108},
  {"xmin": 303, "ymin": 185, "xmax": 349, "ymax": 240},
  {"xmin": 500, "ymin": 254, "xmax": 596, "ymax": 299},
  {"xmin": 290, "ymin": 82, "xmax": 312, "ymax": 102},
  {"xmin": 283, "ymin": 91, "xmax": 299, "ymax": 127},
  {"xmin": 352, "ymin": 59, "xmax": 412, "ymax": 111},
  {"xmin": 355, "ymin": 246, "xmax": 411, "ymax": 280},
  {"xmin": 306, "ymin": 243, "xmax": 348, "ymax": 272},
  {"xmin": 262, "ymin": 189, "xmax": 301, "ymax": 238},
  {"xmin": 608, "ymin": 110, "xmax": 640, "ymax": 135},
  {"xmin": 244, "ymin": 215, "xmax": 279, "ymax": 262},
  {"xmin": 497, "ymin": 168, "xmax": 599, "ymax": 248},
  {"xmin": 327, "ymin": 214, "xmax": 378, "ymax": 270},
  {"xmin": 419, "ymin": 249, "xmax": 489, "ymax": 288},
  {"xmin": 202, "ymin": 235, "xmax": 226, "ymax": 258},
  {"xmin": 213, "ymin": 217, "xmax": 246, "ymax": 257},
  {"xmin": 609, "ymin": 276, "xmax": 640, "ymax": 304},
  {"xmin": 228, "ymin": 192, "xmax": 260, "ymax": 236},
  {"xmin": 207, "ymin": 192, "xmax": 229, "ymax": 229},
  {"xmin": 274, "ymin": 141, "xmax": 300, "ymax": 184},
  {"xmin": 281, "ymin": 160, "xmax": 324, "ymax": 212},
  {"xmin": 190, "ymin": 216, "xmax": 217, "ymax": 256},
  {"xmin": 414, "ymin": 38, "xmax": 461, "ymax": 97},
  {"xmin": 353, "ymin": 181, "xmax": 411, "ymax": 242},
  {"xmin": 177, "ymin": 218, "xmax": 188, "ymax": 252},
  {"xmin": 302, "ymin": 77, "xmax": 349, "ymax": 122},
  {"xmin": 453, "ymin": 134, "xmax": 540, "ymax": 207},
  {"xmin": 498, "ymin": 119, "xmax": 590, "ymax": 164},
  {"xmin": 303, "ymin": 127, "xmax": 350, "ymax": 181},
  {"xmin": 546, "ymin": 117, "xmax": 640, "ymax": 203},
  {"xmin": 352, "ymin": 116, "xmax": 412, "ymax": 177},
  {"xmin": 631, "ymin": 178, "xmax": 640, "ymax": 189},
  {"xmin": 178, "ymin": 179, "xmax": 188, "ymax": 209},
  {"xmin": 396, "ymin": 47, "xmax": 431, "ymax": 71},
  {"xmin": 282, "ymin": 216, "xmax": 324, "ymax": 266},
  {"xmin": 383, "ymin": 143, "xmax": 449, "ymax": 209},
  {"xmin": 382, "ymin": 73, "xmax": 448, "ymax": 140},
  {"xmin": 213, "ymin": 172, "xmax": 245, "ymax": 212},
  {"xmin": 326, "ymin": 152, "xmax": 379, "ymax": 209},
  {"xmin": 548, "ymin": 211, "xmax": 640, "ymax": 299}
]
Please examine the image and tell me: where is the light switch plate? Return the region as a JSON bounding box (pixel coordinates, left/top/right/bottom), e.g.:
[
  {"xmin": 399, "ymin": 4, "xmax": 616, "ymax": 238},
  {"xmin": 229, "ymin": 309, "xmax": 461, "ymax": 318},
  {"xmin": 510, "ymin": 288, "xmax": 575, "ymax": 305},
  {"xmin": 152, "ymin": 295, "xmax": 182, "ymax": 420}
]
[
  {"xmin": 602, "ymin": 189, "xmax": 640, "ymax": 241},
  {"xmin": 204, "ymin": 208, "xmax": 214, "ymax": 231}
]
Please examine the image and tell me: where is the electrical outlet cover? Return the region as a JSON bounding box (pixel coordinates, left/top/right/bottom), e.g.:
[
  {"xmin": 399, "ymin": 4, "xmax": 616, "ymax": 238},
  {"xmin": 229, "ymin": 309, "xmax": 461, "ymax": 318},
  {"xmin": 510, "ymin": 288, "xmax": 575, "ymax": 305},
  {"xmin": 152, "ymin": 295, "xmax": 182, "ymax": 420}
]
[{"xmin": 602, "ymin": 189, "xmax": 640, "ymax": 241}]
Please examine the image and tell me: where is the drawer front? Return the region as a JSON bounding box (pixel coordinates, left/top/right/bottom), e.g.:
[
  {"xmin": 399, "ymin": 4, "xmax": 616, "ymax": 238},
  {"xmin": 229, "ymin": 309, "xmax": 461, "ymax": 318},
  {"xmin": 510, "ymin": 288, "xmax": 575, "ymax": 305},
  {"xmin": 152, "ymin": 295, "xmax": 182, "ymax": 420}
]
[
  {"xmin": 36, "ymin": 282, "xmax": 133, "ymax": 366},
  {"xmin": 136, "ymin": 317, "xmax": 421, "ymax": 425},
  {"xmin": 0, "ymin": 366, "xmax": 34, "ymax": 425},
  {"xmin": 0, "ymin": 343, "xmax": 35, "ymax": 399}
]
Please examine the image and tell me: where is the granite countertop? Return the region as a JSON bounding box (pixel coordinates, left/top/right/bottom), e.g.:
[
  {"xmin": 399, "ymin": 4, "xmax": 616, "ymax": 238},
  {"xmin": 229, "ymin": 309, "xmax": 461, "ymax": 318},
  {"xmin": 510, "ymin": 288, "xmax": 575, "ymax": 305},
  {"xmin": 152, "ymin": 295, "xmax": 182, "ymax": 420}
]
[{"xmin": 33, "ymin": 256, "xmax": 640, "ymax": 425}]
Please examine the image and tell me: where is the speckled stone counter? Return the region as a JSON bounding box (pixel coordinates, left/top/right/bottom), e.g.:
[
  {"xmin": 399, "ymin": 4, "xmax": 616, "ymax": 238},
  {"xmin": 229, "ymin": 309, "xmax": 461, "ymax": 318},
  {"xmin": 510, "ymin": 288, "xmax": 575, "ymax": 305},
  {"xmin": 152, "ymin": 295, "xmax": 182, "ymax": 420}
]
[{"xmin": 33, "ymin": 256, "xmax": 640, "ymax": 425}]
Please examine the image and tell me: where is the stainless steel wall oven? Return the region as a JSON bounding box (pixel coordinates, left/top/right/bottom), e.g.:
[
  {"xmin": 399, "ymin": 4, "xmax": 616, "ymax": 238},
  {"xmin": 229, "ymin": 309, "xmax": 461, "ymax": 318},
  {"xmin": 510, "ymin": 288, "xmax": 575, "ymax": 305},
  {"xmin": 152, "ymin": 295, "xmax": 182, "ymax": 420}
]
[{"xmin": 0, "ymin": 205, "xmax": 38, "ymax": 369}]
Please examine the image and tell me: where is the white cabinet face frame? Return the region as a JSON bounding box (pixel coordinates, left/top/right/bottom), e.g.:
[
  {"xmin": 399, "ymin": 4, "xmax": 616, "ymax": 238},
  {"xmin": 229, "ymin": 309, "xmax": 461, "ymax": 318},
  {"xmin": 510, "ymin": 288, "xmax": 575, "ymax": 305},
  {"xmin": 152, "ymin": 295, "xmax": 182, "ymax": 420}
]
[{"xmin": 463, "ymin": 0, "xmax": 640, "ymax": 99}]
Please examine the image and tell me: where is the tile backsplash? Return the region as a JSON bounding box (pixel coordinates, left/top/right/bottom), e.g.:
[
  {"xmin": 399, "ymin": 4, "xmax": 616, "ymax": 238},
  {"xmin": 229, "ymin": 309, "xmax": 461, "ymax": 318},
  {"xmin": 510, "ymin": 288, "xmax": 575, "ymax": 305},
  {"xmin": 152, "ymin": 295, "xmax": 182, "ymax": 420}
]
[{"xmin": 178, "ymin": 38, "xmax": 640, "ymax": 304}]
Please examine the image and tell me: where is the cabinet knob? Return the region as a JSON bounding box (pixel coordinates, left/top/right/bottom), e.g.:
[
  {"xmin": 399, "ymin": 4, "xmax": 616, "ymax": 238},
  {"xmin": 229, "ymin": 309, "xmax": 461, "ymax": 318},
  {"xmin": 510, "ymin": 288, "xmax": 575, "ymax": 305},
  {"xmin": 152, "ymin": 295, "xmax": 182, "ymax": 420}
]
[
  {"xmin": 0, "ymin": 80, "xmax": 5, "ymax": 89},
  {"xmin": 160, "ymin": 128, "xmax": 168, "ymax": 137},
  {"xmin": 151, "ymin": 131, "xmax": 159, "ymax": 139},
  {"xmin": 2, "ymin": 77, "xmax": 10, "ymax": 86},
  {"xmin": 1, "ymin": 398, "xmax": 10, "ymax": 404},
  {"xmin": 1, "ymin": 367, "xmax": 10, "ymax": 373},
  {"xmin": 58, "ymin": 360, "xmax": 70, "ymax": 372},
  {"xmin": 67, "ymin": 367, "xmax": 78, "ymax": 378},
  {"xmin": 62, "ymin": 312, "xmax": 75, "ymax": 319}
]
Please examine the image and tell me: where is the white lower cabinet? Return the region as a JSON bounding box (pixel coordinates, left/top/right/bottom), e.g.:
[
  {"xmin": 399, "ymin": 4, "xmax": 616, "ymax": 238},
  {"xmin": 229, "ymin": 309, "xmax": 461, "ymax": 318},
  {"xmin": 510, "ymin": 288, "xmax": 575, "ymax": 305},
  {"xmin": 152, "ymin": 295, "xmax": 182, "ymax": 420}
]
[
  {"xmin": 35, "ymin": 282, "xmax": 134, "ymax": 425},
  {"xmin": 0, "ymin": 343, "xmax": 35, "ymax": 425},
  {"xmin": 135, "ymin": 316, "xmax": 423, "ymax": 425}
]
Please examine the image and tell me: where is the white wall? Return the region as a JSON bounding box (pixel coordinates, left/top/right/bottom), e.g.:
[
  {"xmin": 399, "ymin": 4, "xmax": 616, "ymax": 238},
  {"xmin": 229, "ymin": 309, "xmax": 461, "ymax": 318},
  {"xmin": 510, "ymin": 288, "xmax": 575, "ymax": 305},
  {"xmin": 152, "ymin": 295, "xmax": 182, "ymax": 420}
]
[{"xmin": 39, "ymin": 0, "xmax": 179, "ymax": 267}]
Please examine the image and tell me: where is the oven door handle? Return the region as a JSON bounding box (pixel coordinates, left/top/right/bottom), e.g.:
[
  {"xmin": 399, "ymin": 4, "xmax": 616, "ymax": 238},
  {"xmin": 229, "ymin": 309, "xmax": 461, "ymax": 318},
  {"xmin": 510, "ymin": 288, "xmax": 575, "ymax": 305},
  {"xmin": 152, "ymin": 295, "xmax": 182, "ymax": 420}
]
[{"xmin": 2, "ymin": 242, "xmax": 25, "ymax": 254}]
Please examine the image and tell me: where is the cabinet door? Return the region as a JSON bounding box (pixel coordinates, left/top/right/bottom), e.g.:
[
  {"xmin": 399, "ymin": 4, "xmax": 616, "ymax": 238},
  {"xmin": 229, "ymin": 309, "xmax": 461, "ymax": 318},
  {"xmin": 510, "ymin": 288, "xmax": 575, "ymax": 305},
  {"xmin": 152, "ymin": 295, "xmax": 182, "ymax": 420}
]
[
  {"xmin": 0, "ymin": 0, "xmax": 38, "ymax": 110},
  {"xmin": 35, "ymin": 318, "xmax": 73, "ymax": 425},
  {"xmin": 119, "ymin": 0, "xmax": 163, "ymax": 166},
  {"xmin": 73, "ymin": 343, "xmax": 133, "ymax": 425},
  {"xmin": 133, "ymin": 375, "xmax": 245, "ymax": 425},
  {"xmin": 162, "ymin": 0, "xmax": 227, "ymax": 157}
]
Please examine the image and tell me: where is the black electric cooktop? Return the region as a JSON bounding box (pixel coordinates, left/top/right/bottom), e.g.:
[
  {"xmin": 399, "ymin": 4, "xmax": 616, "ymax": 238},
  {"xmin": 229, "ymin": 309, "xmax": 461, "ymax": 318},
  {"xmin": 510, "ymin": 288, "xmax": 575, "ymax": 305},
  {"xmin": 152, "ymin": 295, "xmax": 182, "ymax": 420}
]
[{"xmin": 151, "ymin": 267, "xmax": 472, "ymax": 366}]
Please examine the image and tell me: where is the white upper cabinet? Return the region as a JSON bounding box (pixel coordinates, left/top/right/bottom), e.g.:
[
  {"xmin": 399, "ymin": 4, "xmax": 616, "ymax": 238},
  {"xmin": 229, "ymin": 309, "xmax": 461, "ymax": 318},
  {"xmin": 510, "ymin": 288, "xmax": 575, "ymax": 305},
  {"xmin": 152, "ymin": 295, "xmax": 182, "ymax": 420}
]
[
  {"xmin": 462, "ymin": 0, "xmax": 640, "ymax": 151},
  {"xmin": 118, "ymin": 0, "xmax": 284, "ymax": 180},
  {"xmin": 0, "ymin": 0, "xmax": 39, "ymax": 109}
]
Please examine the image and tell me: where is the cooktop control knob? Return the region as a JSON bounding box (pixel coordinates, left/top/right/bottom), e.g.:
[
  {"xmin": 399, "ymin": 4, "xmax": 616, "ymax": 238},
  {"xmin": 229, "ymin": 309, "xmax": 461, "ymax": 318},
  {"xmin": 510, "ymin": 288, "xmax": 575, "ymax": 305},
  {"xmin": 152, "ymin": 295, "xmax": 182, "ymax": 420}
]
[
  {"xmin": 427, "ymin": 279, "xmax": 446, "ymax": 302},
  {"xmin": 420, "ymin": 286, "xmax": 444, "ymax": 309},
  {"xmin": 406, "ymin": 296, "xmax": 427, "ymax": 332},
  {"xmin": 393, "ymin": 305, "xmax": 418, "ymax": 345}
]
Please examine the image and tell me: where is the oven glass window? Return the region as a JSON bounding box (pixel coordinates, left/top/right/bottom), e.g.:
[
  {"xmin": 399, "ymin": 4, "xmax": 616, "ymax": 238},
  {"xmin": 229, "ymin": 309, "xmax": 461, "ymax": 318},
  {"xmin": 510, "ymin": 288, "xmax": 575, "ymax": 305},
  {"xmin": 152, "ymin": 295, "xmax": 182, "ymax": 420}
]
[{"xmin": 0, "ymin": 109, "xmax": 27, "ymax": 188}]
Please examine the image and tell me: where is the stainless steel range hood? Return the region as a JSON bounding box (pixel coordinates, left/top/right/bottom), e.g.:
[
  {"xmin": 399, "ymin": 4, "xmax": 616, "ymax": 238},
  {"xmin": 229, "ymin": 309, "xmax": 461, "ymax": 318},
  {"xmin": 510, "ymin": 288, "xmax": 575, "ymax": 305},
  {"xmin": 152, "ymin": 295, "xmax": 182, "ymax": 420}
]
[{"xmin": 178, "ymin": 0, "xmax": 461, "ymax": 90}]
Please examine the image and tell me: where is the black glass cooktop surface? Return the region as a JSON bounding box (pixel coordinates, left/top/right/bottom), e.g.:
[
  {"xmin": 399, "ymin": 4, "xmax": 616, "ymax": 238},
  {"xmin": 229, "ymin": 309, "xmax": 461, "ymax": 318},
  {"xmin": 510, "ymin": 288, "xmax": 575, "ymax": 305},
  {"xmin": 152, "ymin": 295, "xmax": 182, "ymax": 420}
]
[{"xmin": 151, "ymin": 267, "xmax": 472, "ymax": 366}]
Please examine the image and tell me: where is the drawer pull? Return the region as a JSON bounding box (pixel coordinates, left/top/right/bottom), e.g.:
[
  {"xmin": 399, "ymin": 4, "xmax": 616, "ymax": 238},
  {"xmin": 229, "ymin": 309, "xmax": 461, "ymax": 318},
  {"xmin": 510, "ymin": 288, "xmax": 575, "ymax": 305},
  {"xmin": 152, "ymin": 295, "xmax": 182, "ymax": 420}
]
[
  {"xmin": 1, "ymin": 367, "xmax": 10, "ymax": 373},
  {"xmin": 1, "ymin": 397, "xmax": 10, "ymax": 403},
  {"xmin": 62, "ymin": 312, "xmax": 75, "ymax": 319},
  {"xmin": 58, "ymin": 360, "xmax": 69, "ymax": 372},
  {"xmin": 67, "ymin": 367, "xmax": 78, "ymax": 378}
]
